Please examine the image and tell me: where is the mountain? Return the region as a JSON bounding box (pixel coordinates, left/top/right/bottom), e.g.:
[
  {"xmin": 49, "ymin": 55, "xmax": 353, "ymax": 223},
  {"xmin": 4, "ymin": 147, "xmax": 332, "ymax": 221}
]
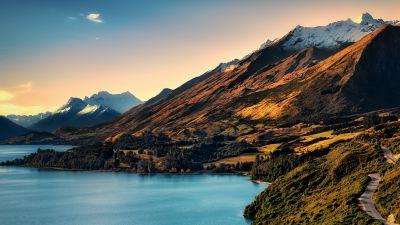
[
  {"xmin": 30, "ymin": 98, "xmax": 120, "ymax": 132},
  {"xmin": 6, "ymin": 112, "xmax": 52, "ymax": 128},
  {"xmin": 84, "ymin": 91, "xmax": 142, "ymax": 113},
  {"xmin": 236, "ymin": 24, "xmax": 400, "ymax": 119},
  {"xmin": 0, "ymin": 116, "xmax": 30, "ymax": 140},
  {"xmin": 57, "ymin": 14, "xmax": 400, "ymax": 144},
  {"xmin": 146, "ymin": 88, "xmax": 173, "ymax": 105},
  {"xmin": 267, "ymin": 12, "xmax": 399, "ymax": 51},
  {"xmin": 28, "ymin": 91, "xmax": 141, "ymax": 132}
]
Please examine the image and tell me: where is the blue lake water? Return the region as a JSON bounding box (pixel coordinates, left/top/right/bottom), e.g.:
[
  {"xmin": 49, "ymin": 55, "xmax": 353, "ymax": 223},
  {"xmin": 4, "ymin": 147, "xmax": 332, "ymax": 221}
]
[
  {"xmin": 0, "ymin": 145, "xmax": 74, "ymax": 162},
  {"xmin": 0, "ymin": 145, "xmax": 266, "ymax": 225}
]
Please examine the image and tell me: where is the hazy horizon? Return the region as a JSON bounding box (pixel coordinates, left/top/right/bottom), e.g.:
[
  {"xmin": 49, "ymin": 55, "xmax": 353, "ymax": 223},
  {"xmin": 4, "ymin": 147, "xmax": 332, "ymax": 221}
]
[{"xmin": 1, "ymin": 0, "xmax": 400, "ymax": 115}]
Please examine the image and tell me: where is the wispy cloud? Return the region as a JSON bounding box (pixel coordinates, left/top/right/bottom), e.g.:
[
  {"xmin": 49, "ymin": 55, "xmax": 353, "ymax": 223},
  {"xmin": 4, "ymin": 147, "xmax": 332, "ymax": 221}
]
[
  {"xmin": 0, "ymin": 82, "xmax": 44, "ymax": 115},
  {"xmin": 10, "ymin": 81, "xmax": 32, "ymax": 94},
  {"xmin": 0, "ymin": 90, "xmax": 14, "ymax": 102},
  {"xmin": 0, "ymin": 103, "xmax": 46, "ymax": 116},
  {"xmin": 0, "ymin": 82, "xmax": 32, "ymax": 102},
  {"xmin": 86, "ymin": 13, "xmax": 103, "ymax": 23}
]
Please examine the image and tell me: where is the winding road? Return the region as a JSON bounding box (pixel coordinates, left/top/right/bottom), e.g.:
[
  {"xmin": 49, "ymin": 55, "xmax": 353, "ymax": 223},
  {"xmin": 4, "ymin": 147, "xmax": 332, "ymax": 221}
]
[
  {"xmin": 358, "ymin": 174, "xmax": 391, "ymax": 225},
  {"xmin": 358, "ymin": 147, "xmax": 398, "ymax": 225}
]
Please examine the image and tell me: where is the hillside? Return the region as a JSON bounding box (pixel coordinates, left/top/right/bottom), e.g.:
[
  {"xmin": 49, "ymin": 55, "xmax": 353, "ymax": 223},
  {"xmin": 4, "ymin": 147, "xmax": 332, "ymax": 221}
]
[
  {"xmin": 244, "ymin": 121, "xmax": 400, "ymax": 224},
  {"xmin": 0, "ymin": 116, "xmax": 30, "ymax": 140},
  {"xmin": 237, "ymin": 24, "xmax": 400, "ymax": 119}
]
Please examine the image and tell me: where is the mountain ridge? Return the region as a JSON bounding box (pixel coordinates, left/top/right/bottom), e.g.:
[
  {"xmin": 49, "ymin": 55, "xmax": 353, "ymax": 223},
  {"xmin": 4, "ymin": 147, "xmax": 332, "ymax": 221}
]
[{"xmin": 0, "ymin": 116, "xmax": 30, "ymax": 140}]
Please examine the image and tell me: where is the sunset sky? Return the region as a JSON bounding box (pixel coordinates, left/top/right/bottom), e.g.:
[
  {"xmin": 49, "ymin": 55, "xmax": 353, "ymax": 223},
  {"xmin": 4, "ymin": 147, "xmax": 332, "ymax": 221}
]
[{"xmin": 1, "ymin": 0, "xmax": 400, "ymax": 115}]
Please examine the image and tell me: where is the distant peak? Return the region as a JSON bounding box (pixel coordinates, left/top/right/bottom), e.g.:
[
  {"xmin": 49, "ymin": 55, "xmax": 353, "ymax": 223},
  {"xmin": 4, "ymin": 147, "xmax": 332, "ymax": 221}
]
[
  {"xmin": 161, "ymin": 88, "xmax": 172, "ymax": 92},
  {"xmin": 67, "ymin": 97, "xmax": 83, "ymax": 104},
  {"xmin": 121, "ymin": 91, "xmax": 133, "ymax": 96},
  {"xmin": 361, "ymin": 12, "xmax": 373, "ymax": 20},
  {"xmin": 354, "ymin": 12, "xmax": 375, "ymax": 24},
  {"xmin": 97, "ymin": 91, "xmax": 111, "ymax": 95},
  {"xmin": 94, "ymin": 91, "xmax": 133, "ymax": 97},
  {"xmin": 294, "ymin": 25, "xmax": 304, "ymax": 29}
]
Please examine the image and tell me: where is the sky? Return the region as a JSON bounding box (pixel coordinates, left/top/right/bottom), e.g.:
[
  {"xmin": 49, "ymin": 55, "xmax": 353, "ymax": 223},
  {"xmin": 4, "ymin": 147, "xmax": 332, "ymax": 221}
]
[{"xmin": 0, "ymin": 0, "xmax": 400, "ymax": 115}]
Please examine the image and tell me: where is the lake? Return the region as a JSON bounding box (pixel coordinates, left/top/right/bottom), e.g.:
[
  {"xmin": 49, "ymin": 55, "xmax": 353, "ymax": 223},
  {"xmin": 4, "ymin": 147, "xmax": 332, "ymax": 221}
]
[
  {"xmin": 0, "ymin": 145, "xmax": 266, "ymax": 225},
  {"xmin": 0, "ymin": 145, "xmax": 74, "ymax": 162}
]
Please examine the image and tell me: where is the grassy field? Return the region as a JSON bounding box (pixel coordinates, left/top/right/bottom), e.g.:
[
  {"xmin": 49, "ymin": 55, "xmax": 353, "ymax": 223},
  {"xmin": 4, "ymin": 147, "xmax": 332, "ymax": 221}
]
[
  {"xmin": 258, "ymin": 143, "xmax": 282, "ymax": 153},
  {"xmin": 295, "ymin": 132, "xmax": 360, "ymax": 153},
  {"xmin": 178, "ymin": 145, "xmax": 194, "ymax": 149},
  {"xmin": 204, "ymin": 153, "xmax": 258, "ymax": 166},
  {"xmin": 300, "ymin": 130, "xmax": 334, "ymax": 142}
]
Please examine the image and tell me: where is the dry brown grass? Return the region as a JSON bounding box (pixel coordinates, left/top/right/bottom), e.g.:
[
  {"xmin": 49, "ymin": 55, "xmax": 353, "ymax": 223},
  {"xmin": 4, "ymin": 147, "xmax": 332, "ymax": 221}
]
[
  {"xmin": 300, "ymin": 130, "xmax": 334, "ymax": 142},
  {"xmin": 205, "ymin": 153, "xmax": 258, "ymax": 166},
  {"xmin": 258, "ymin": 143, "xmax": 282, "ymax": 153},
  {"xmin": 295, "ymin": 132, "xmax": 360, "ymax": 153}
]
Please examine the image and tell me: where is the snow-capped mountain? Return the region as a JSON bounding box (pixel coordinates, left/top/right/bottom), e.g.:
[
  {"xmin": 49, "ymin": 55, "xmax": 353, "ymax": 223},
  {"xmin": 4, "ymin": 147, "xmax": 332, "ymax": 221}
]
[
  {"xmin": 30, "ymin": 97, "xmax": 119, "ymax": 132},
  {"xmin": 55, "ymin": 98, "xmax": 87, "ymax": 114},
  {"xmin": 26, "ymin": 91, "xmax": 142, "ymax": 132},
  {"xmin": 6, "ymin": 112, "xmax": 52, "ymax": 128},
  {"xmin": 84, "ymin": 91, "xmax": 142, "ymax": 113},
  {"xmin": 268, "ymin": 13, "xmax": 399, "ymax": 51}
]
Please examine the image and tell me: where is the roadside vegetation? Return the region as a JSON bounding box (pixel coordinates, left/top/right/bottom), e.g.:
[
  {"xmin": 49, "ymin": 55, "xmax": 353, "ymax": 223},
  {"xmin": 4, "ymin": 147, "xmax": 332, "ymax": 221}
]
[{"xmin": 245, "ymin": 139, "xmax": 387, "ymax": 224}]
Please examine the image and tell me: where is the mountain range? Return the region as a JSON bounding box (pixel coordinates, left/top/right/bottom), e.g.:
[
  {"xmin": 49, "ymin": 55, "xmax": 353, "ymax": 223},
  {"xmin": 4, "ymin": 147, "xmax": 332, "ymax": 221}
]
[
  {"xmin": 5, "ymin": 112, "xmax": 52, "ymax": 128},
  {"xmin": 56, "ymin": 13, "xmax": 400, "ymax": 144},
  {"xmin": 83, "ymin": 91, "xmax": 142, "ymax": 113},
  {"xmin": 28, "ymin": 91, "xmax": 142, "ymax": 132}
]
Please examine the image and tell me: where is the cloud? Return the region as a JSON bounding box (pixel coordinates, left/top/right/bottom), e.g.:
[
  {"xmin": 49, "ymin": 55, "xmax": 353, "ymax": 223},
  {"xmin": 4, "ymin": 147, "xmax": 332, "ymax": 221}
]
[
  {"xmin": 0, "ymin": 90, "xmax": 14, "ymax": 102},
  {"xmin": 11, "ymin": 81, "xmax": 32, "ymax": 94},
  {"xmin": 0, "ymin": 82, "xmax": 32, "ymax": 102},
  {"xmin": 67, "ymin": 16, "xmax": 77, "ymax": 21},
  {"xmin": 0, "ymin": 103, "xmax": 46, "ymax": 116},
  {"xmin": 86, "ymin": 13, "xmax": 103, "ymax": 23},
  {"xmin": 0, "ymin": 82, "xmax": 37, "ymax": 115}
]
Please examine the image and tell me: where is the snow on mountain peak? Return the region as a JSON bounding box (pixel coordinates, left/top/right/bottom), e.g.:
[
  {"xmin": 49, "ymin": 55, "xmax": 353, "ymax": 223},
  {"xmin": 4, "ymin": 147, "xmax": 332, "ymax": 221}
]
[
  {"xmin": 215, "ymin": 59, "xmax": 240, "ymax": 73},
  {"xmin": 279, "ymin": 13, "xmax": 399, "ymax": 51},
  {"xmin": 55, "ymin": 107, "xmax": 71, "ymax": 114},
  {"xmin": 84, "ymin": 91, "xmax": 142, "ymax": 113},
  {"xmin": 55, "ymin": 98, "xmax": 86, "ymax": 114},
  {"xmin": 77, "ymin": 104, "xmax": 100, "ymax": 115}
]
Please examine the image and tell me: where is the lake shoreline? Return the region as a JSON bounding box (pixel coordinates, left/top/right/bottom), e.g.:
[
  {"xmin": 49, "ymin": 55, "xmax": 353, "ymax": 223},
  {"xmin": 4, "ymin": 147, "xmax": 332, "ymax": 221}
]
[{"xmin": 1, "ymin": 164, "xmax": 270, "ymax": 185}]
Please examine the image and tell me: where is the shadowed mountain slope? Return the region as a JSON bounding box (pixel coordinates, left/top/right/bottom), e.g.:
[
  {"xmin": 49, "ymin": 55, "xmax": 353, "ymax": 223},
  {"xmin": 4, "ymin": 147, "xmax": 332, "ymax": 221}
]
[{"xmin": 0, "ymin": 116, "xmax": 30, "ymax": 140}]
